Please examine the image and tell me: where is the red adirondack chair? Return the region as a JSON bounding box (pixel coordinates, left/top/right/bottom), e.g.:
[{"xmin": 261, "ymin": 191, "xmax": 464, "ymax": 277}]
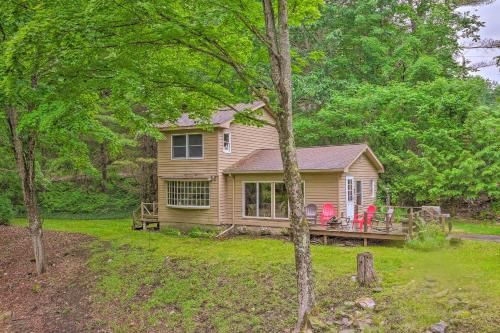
[
  {"xmin": 320, "ymin": 203, "xmax": 337, "ymax": 226},
  {"xmin": 352, "ymin": 205, "xmax": 377, "ymax": 230}
]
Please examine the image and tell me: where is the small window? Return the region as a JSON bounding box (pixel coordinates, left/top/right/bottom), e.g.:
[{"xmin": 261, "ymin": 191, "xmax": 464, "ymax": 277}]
[
  {"xmin": 172, "ymin": 134, "xmax": 203, "ymax": 159},
  {"xmin": 167, "ymin": 180, "xmax": 209, "ymax": 208},
  {"xmin": 371, "ymin": 180, "xmax": 376, "ymax": 198},
  {"xmin": 223, "ymin": 132, "xmax": 231, "ymax": 153}
]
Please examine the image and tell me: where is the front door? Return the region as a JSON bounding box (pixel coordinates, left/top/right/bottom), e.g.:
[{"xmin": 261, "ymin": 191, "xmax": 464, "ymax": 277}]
[{"xmin": 346, "ymin": 176, "xmax": 354, "ymax": 219}]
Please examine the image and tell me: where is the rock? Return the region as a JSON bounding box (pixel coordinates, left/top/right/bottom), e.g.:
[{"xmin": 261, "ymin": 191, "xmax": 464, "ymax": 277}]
[
  {"xmin": 373, "ymin": 286, "xmax": 383, "ymax": 293},
  {"xmin": 107, "ymin": 258, "xmax": 113, "ymax": 263},
  {"xmin": 343, "ymin": 301, "xmax": 356, "ymax": 308},
  {"xmin": 448, "ymin": 298, "xmax": 461, "ymax": 308},
  {"xmin": 434, "ymin": 289, "xmax": 449, "ymax": 298},
  {"xmin": 356, "ymin": 296, "xmax": 376, "ymax": 309},
  {"xmin": 430, "ymin": 321, "xmax": 448, "ymax": 333},
  {"xmin": 341, "ymin": 317, "xmax": 353, "ymax": 327},
  {"xmin": 351, "ymin": 275, "xmax": 357, "ymax": 282}
]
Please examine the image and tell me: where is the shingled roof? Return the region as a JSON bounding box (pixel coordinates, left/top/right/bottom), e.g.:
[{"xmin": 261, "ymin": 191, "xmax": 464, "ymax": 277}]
[
  {"xmin": 224, "ymin": 144, "xmax": 384, "ymax": 173},
  {"xmin": 157, "ymin": 101, "xmax": 265, "ymax": 129}
]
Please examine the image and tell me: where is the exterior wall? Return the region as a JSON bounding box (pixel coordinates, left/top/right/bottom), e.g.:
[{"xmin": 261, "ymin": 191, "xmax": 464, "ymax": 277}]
[
  {"xmin": 157, "ymin": 129, "xmax": 219, "ymax": 225},
  {"xmin": 342, "ymin": 153, "xmax": 380, "ymax": 214},
  {"xmin": 157, "ymin": 110, "xmax": 278, "ymax": 227},
  {"xmin": 226, "ymin": 172, "xmax": 340, "ymax": 228},
  {"xmin": 218, "ymin": 111, "xmax": 279, "ymax": 224}
]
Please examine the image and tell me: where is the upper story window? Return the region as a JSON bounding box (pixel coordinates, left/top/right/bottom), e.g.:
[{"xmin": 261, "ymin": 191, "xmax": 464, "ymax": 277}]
[
  {"xmin": 223, "ymin": 132, "xmax": 231, "ymax": 153},
  {"xmin": 172, "ymin": 134, "xmax": 203, "ymax": 159}
]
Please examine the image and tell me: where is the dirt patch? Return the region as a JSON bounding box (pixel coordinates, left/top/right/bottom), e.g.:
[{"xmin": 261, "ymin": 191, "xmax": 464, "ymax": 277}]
[
  {"xmin": 448, "ymin": 233, "xmax": 500, "ymax": 243},
  {"xmin": 0, "ymin": 225, "xmax": 96, "ymax": 333}
]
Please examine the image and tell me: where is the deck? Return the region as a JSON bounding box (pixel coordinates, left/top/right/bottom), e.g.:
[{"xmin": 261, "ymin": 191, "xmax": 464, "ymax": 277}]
[{"xmin": 132, "ymin": 203, "xmax": 448, "ymax": 244}]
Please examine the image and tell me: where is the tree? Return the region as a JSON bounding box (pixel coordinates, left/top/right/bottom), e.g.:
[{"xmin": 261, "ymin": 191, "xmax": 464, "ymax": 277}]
[
  {"xmin": 84, "ymin": 0, "xmax": 321, "ymax": 329},
  {"xmin": 0, "ymin": 0, "xmax": 152, "ymax": 273}
]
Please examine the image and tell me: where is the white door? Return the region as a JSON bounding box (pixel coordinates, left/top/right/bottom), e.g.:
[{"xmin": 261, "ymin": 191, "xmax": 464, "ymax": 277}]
[{"xmin": 346, "ymin": 176, "xmax": 354, "ymax": 219}]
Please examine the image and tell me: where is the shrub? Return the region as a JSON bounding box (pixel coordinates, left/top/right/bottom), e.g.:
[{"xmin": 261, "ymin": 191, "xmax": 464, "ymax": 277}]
[
  {"xmin": 161, "ymin": 227, "xmax": 181, "ymax": 236},
  {"xmin": 0, "ymin": 195, "xmax": 14, "ymax": 225},
  {"xmin": 187, "ymin": 227, "xmax": 217, "ymax": 238},
  {"xmin": 406, "ymin": 221, "xmax": 447, "ymax": 251}
]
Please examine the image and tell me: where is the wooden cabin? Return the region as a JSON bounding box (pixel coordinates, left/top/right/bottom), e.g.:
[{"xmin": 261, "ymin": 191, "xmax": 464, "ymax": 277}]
[{"xmin": 149, "ymin": 101, "xmax": 385, "ymax": 232}]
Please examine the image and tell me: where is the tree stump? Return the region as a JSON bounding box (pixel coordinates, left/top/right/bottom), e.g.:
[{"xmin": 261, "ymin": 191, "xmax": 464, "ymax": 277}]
[{"xmin": 357, "ymin": 252, "xmax": 377, "ymax": 286}]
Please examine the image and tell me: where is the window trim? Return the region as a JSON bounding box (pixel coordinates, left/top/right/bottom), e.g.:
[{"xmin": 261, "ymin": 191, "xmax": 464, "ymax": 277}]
[
  {"xmin": 223, "ymin": 132, "xmax": 232, "ymax": 153},
  {"xmin": 242, "ymin": 181, "xmax": 306, "ymax": 220},
  {"xmin": 166, "ymin": 180, "xmax": 210, "ymax": 209},
  {"xmin": 356, "ymin": 180, "xmax": 363, "ymax": 206},
  {"xmin": 171, "ymin": 133, "xmax": 204, "ymax": 160},
  {"xmin": 371, "ymin": 179, "xmax": 376, "ymax": 198}
]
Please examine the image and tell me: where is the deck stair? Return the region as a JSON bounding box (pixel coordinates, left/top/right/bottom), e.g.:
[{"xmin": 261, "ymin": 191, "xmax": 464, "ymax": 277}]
[{"xmin": 132, "ymin": 202, "xmax": 159, "ymax": 230}]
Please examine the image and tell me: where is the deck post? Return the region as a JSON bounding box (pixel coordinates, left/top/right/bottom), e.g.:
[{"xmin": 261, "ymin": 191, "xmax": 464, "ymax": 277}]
[
  {"xmin": 323, "ymin": 235, "xmax": 327, "ymax": 245},
  {"xmin": 408, "ymin": 207, "xmax": 414, "ymax": 239},
  {"xmin": 363, "ymin": 211, "xmax": 368, "ymax": 247}
]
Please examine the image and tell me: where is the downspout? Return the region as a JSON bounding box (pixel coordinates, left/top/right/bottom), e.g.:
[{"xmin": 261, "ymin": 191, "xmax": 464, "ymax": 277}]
[{"xmin": 231, "ymin": 173, "xmax": 235, "ymax": 225}]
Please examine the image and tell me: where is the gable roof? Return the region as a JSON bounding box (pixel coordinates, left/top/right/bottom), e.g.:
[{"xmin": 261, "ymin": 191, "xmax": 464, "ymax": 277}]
[
  {"xmin": 224, "ymin": 144, "xmax": 384, "ymax": 174},
  {"xmin": 157, "ymin": 101, "xmax": 265, "ymax": 130}
]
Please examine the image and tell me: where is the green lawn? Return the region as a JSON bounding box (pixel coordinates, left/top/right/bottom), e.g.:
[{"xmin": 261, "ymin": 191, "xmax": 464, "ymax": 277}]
[
  {"xmin": 12, "ymin": 218, "xmax": 500, "ymax": 332},
  {"xmin": 451, "ymin": 218, "xmax": 500, "ymax": 236}
]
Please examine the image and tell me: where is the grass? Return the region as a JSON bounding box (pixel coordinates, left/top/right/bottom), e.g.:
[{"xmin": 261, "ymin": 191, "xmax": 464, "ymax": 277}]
[
  {"xmin": 12, "ymin": 218, "xmax": 500, "ymax": 332},
  {"xmin": 450, "ymin": 218, "xmax": 500, "ymax": 236}
]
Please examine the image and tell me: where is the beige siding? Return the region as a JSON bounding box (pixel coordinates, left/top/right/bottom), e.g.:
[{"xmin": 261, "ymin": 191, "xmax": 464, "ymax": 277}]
[
  {"xmin": 219, "ymin": 111, "xmax": 279, "ymax": 224},
  {"xmin": 344, "ymin": 153, "xmax": 379, "ymax": 213},
  {"xmin": 157, "ymin": 129, "xmax": 219, "ymax": 225},
  {"xmin": 227, "ymin": 173, "xmax": 340, "ymax": 227}
]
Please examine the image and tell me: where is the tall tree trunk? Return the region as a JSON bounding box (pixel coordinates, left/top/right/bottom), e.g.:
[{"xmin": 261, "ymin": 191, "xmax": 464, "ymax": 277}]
[
  {"xmin": 6, "ymin": 107, "xmax": 47, "ymax": 274},
  {"xmin": 262, "ymin": 0, "xmax": 314, "ymax": 331},
  {"xmin": 140, "ymin": 135, "xmax": 157, "ymax": 203}
]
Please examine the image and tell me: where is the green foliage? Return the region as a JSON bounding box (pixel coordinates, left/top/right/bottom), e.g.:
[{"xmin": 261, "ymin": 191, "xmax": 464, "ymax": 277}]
[
  {"xmin": 406, "ymin": 221, "xmax": 447, "ymax": 251},
  {"xmin": 161, "ymin": 227, "xmax": 182, "ymax": 236},
  {"xmin": 187, "ymin": 227, "xmax": 217, "ymax": 238},
  {"xmin": 0, "ymin": 195, "xmax": 14, "ymax": 225},
  {"xmin": 38, "ymin": 181, "xmax": 138, "ymax": 219}
]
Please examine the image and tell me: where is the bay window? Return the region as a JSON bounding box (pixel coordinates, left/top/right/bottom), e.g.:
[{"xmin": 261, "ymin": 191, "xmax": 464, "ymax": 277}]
[{"xmin": 167, "ymin": 180, "xmax": 210, "ymax": 208}]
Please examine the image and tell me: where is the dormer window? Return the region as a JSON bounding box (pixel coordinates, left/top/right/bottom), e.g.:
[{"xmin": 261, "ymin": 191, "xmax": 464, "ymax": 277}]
[
  {"xmin": 223, "ymin": 132, "xmax": 231, "ymax": 153},
  {"xmin": 172, "ymin": 134, "xmax": 203, "ymax": 159}
]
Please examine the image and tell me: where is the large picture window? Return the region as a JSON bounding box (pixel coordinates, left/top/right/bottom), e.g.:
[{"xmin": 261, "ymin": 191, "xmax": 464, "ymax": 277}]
[
  {"xmin": 167, "ymin": 180, "xmax": 210, "ymax": 208},
  {"xmin": 243, "ymin": 182, "xmax": 304, "ymax": 219},
  {"xmin": 172, "ymin": 134, "xmax": 203, "ymax": 159}
]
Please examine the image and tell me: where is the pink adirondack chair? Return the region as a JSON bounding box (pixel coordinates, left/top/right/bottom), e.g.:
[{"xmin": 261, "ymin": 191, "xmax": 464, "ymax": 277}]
[
  {"xmin": 320, "ymin": 203, "xmax": 337, "ymax": 226},
  {"xmin": 352, "ymin": 205, "xmax": 377, "ymax": 230}
]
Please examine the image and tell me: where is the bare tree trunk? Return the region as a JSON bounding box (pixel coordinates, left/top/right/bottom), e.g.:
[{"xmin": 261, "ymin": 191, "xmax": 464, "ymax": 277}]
[
  {"xmin": 140, "ymin": 135, "xmax": 157, "ymax": 203},
  {"xmin": 6, "ymin": 107, "xmax": 47, "ymax": 274},
  {"xmin": 262, "ymin": 1, "xmax": 314, "ymax": 331}
]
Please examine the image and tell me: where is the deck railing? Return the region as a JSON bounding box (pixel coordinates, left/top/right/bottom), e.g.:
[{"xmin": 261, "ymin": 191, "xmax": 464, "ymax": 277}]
[{"xmin": 132, "ymin": 202, "xmax": 159, "ymax": 230}]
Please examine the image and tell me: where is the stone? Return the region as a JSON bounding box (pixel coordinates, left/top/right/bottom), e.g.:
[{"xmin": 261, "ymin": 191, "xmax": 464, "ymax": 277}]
[
  {"xmin": 351, "ymin": 275, "xmax": 358, "ymax": 282},
  {"xmin": 434, "ymin": 289, "xmax": 449, "ymax": 298},
  {"xmin": 341, "ymin": 317, "xmax": 353, "ymax": 327},
  {"xmin": 373, "ymin": 286, "xmax": 383, "ymax": 293},
  {"xmin": 356, "ymin": 296, "xmax": 376, "ymax": 309},
  {"xmin": 430, "ymin": 321, "xmax": 448, "ymax": 333},
  {"xmin": 448, "ymin": 298, "xmax": 461, "ymax": 308}
]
